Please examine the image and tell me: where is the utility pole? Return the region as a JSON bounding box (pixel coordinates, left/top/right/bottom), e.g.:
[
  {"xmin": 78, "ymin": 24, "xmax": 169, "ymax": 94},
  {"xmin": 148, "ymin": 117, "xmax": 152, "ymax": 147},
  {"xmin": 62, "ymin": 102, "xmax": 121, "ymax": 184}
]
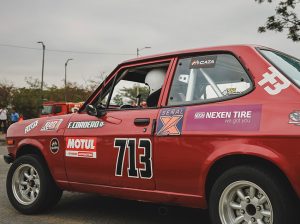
[
  {"xmin": 37, "ymin": 41, "xmax": 45, "ymax": 99},
  {"xmin": 64, "ymin": 58, "xmax": 73, "ymax": 102}
]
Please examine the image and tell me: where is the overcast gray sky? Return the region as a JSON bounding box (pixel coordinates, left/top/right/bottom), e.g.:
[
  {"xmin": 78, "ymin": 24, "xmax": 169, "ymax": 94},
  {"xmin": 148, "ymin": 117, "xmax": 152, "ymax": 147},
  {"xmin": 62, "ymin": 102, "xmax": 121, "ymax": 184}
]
[{"xmin": 0, "ymin": 0, "xmax": 299, "ymax": 88}]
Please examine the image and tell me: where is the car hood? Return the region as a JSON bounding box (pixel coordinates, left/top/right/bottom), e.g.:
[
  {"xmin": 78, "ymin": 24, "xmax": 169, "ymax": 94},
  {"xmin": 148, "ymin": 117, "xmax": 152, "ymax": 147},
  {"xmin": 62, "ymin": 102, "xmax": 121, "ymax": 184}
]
[{"xmin": 7, "ymin": 114, "xmax": 74, "ymax": 138}]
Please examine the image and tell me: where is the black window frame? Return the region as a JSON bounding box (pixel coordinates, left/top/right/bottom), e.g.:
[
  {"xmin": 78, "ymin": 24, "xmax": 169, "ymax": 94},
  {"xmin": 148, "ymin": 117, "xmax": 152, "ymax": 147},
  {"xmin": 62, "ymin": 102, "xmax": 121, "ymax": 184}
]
[
  {"xmin": 91, "ymin": 61, "xmax": 172, "ymax": 112},
  {"xmin": 166, "ymin": 51, "xmax": 255, "ymax": 107}
]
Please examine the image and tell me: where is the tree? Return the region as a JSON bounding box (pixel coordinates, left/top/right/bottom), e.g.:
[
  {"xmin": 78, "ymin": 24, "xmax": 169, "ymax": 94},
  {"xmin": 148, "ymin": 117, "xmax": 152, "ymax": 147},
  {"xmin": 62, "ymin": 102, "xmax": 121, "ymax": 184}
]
[
  {"xmin": 0, "ymin": 81, "xmax": 14, "ymax": 107},
  {"xmin": 113, "ymin": 85, "xmax": 149, "ymax": 106},
  {"xmin": 11, "ymin": 78, "xmax": 43, "ymax": 119},
  {"xmin": 256, "ymin": 0, "xmax": 300, "ymax": 41}
]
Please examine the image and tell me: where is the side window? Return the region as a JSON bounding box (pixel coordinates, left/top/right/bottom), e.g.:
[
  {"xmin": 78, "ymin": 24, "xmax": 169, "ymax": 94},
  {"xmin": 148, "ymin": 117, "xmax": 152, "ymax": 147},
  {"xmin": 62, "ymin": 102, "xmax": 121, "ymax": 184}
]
[
  {"xmin": 54, "ymin": 105, "xmax": 62, "ymax": 114},
  {"xmin": 93, "ymin": 63, "xmax": 169, "ymax": 110},
  {"xmin": 168, "ymin": 54, "xmax": 252, "ymax": 105}
]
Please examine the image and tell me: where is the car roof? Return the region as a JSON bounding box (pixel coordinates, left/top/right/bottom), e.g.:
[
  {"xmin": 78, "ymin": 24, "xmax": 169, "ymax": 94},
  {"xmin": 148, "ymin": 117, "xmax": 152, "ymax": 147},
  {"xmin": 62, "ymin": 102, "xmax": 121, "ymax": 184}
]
[{"xmin": 122, "ymin": 44, "xmax": 270, "ymax": 65}]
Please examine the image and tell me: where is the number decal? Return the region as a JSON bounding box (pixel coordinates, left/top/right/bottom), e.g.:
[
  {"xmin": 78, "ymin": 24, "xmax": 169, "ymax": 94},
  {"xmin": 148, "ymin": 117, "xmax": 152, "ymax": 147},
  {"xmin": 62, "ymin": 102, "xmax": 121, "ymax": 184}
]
[
  {"xmin": 114, "ymin": 138, "xmax": 153, "ymax": 179},
  {"xmin": 127, "ymin": 139, "xmax": 138, "ymax": 178},
  {"xmin": 139, "ymin": 139, "xmax": 153, "ymax": 179},
  {"xmin": 114, "ymin": 139, "xmax": 127, "ymax": 176}
]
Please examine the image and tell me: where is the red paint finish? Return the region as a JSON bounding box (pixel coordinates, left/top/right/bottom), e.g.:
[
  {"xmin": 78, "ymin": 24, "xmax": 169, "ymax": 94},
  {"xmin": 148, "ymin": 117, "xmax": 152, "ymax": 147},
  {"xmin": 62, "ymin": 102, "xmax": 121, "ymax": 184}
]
[{"xmin": 6, "ymin": 45, "xmax": 300, "ymax": 209}]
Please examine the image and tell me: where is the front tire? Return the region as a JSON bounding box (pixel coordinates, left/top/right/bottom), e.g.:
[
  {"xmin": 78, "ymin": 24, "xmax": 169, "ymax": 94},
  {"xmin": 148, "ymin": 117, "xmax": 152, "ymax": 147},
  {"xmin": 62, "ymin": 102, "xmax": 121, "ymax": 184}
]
[
  {"xmin": 6, "ymin": 154, "xmax": 62, "ymax": 214},
  {"xmin": 209, "ymin": 166, "xmax": 296, "ymax": 224}
]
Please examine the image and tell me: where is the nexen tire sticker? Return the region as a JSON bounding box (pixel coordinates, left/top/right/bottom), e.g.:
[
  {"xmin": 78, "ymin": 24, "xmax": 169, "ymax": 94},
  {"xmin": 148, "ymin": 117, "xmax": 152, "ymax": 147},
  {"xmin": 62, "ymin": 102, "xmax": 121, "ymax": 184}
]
[
  {"xmin": 186, "ymin": 104, "xmax": 262, "ymax": 131},
  {"xmin": 65, "ymin": 137, "xmax": 97, "ymax": 158},
  {"xmin": 156, "ymin": 107, "xmax": 185, "ymax": 136}
]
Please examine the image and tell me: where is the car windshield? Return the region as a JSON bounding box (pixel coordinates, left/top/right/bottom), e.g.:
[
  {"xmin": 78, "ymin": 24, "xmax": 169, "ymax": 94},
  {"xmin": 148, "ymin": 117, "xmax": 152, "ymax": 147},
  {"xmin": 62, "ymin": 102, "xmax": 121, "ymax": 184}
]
[
  {"xmin": 41, "ymin": 105, "xmax": 52, "ymax": 115},
  {"xmin": 259, "ymin": 49, "xmax": 300, "ymax": 87}
]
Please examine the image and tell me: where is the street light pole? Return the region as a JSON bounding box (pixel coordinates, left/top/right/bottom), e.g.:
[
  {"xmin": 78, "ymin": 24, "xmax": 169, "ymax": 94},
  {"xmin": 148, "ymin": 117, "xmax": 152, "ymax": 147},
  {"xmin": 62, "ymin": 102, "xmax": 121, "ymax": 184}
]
[
  {"xmin": 64, "ymin": 58, "xmax": 73, "ymax": 102},
  {"xmin": 136, "ymin": 46, "xmax": 151, "ymax": 57},
  {"xmin": 37, "ymin": 41, "xmax": 45, "ymax": 98}
]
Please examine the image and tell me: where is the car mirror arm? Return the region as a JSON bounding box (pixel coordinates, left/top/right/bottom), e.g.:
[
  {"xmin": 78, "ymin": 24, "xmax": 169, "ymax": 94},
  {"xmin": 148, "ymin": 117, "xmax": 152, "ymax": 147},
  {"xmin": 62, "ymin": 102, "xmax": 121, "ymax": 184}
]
[{"xmin": 86, "ymin": 104, "xmax": 107, "ymax": 118}]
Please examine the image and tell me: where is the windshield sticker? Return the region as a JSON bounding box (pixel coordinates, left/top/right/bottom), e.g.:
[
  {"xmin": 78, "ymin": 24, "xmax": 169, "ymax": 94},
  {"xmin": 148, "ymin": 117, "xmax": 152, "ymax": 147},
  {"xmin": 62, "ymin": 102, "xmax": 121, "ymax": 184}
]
[
  {"xmin": 186, "ymin": 104, "xmax": 262, "ymax": 131},
  {"xmin": 189, "ymin": 55, "xmax": 217, "ymax": 69},
  {"xmin": 67, "ymin": 120, "xmax": 104, "ymax": 129},
  {"xmin": 258, "ymin": 66, "xmax": 291, "ymax": 95},
  {"xmin": 41, "ymin": 119, "xmax": 63, "ymax": 131},
  {"xmin": 65, "ymin": 137, "xmax": 97, "ymax": 158},
  {"xmin": 50, "ymin": 138, "xmax": 59, "ymax": 154},
  {"xmin": 288, "ymin": 111, "xmax": 300, "ymax": 125},
  {"xmin": 25, "ymin": 120, "xmax": 39, "ymax": 134},
  {"xmin": 156, "ymin": 107, "xmax": 185, "ymax": 136}
]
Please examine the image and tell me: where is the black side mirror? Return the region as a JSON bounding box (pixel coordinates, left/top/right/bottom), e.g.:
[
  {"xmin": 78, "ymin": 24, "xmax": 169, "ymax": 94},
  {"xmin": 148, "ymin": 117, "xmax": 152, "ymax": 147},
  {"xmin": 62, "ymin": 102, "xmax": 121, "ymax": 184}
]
[{"xmin": 86, "ymin": 104, "xmax": 106, "ymax": 117}]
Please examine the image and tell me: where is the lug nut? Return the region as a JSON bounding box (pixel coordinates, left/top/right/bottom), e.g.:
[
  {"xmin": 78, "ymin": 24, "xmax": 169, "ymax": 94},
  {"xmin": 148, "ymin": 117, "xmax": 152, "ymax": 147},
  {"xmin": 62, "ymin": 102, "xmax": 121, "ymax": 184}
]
[
  {"xmin": 246, "ymin": 198, "xmax": 251, "ymax": 203},
  {"xmin": 256, "ymin": 206, "xmax": 261, "ymax": 211},
  {"xmin": 240, "ymin": 209, "xmax": 245, "ymax": 214},
  {"xmin": 251, "ymin": 217, "xmax": 256, "ymax": 222}
]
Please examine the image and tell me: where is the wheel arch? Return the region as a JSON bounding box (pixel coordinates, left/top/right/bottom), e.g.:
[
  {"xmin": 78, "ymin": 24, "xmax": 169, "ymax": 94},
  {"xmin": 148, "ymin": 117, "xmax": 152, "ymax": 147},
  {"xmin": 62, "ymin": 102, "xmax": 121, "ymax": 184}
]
[{"xmin": 204, "ymin": 154, "xmax": 297, "ymax": 201}]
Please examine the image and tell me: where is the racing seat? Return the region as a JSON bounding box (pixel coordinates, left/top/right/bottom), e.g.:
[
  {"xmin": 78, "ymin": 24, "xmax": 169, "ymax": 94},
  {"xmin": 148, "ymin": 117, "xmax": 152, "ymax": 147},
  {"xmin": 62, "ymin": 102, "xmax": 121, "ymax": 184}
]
[{"xmin": 146, "ymin": 88, "xmax": 161, "ymax": 107}]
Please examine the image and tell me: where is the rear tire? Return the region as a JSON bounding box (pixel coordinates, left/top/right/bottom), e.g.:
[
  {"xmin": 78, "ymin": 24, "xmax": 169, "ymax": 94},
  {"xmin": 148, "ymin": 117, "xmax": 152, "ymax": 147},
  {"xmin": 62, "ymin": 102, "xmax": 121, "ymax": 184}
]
[
  {"xmin": 6, "ymin": 154, "xmax": 62, "ymax": 214},
  {"xmin": 209, "ymin": 165, "xmax": 296, "ymax": 224}
]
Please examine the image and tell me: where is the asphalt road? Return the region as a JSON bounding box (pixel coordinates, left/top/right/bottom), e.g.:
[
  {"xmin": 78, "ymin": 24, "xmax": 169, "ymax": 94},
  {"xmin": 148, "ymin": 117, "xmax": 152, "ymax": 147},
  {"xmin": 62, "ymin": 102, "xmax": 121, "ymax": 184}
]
[{"xmin": 0, "ymin": 144, "xmax": 210, "ymax": 224}]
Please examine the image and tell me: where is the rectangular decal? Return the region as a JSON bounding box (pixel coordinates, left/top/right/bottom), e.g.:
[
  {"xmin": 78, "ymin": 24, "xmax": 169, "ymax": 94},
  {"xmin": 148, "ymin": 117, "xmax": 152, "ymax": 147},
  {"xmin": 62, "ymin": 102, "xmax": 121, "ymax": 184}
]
[
  {"xmin": 156, "ymin": 107, "xmax": 185, "ymax": 136},
  {"xmin": 41, "ymin": 119, "xmax": 63, "ymax": 131},
  {"xmin": 189, "ymin": 55, "xmax": 217, "ymax": 69},
  {"xmin": 65, "ymin": 137, "xmax": 97, "ymax": 158},
  {"xmin": 186, "ymin": 104, "xmax": 262, "ymax": 131},
  {"xmin": 67, "ymin": 120, "xmax": 104, "ymax": 129}
]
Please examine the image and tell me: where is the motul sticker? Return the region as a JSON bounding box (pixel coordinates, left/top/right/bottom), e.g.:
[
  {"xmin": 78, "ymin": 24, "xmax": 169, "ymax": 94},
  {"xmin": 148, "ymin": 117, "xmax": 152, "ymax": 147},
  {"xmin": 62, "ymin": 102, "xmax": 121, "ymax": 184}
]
[
  {"xmin": 41, "ymin": 119, "xmax": 63, "ymax": 131},
  {"xmin": 156, "ymin": 107, "xmax": 185, "ymax": 136},
  {"xmin": 65, "ymin": 137, "xmax": 97, "ymax": 158},
  {"xmin": 189, "ymin": 55, "xmax": 217, "ymax": 69},
  {"xmin": 67, "ymin": 121, "xmax": 104, "ymax": 129},
  {"xmin": 186, "ymin": 104, "xmax": 262, "ymax": 131},
  {"xmin": 25, "ymin": 120, "xmax": 39, "ymax": 134}
]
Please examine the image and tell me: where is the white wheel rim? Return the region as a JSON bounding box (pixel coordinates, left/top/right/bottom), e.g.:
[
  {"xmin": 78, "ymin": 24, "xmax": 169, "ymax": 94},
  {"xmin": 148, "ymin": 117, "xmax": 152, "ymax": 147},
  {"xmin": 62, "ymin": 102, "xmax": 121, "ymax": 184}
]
[
  {"xmin": 219, "ymin": 180, "xmax": 273, "ymax": 224},
  {"xmin": 12, "ymin": 164, "xmax": 40, "ymax": 205}
]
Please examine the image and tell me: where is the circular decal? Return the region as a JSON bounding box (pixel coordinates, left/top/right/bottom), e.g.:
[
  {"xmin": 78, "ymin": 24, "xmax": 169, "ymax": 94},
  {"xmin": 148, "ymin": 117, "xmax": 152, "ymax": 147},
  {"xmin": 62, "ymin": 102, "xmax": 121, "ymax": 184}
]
[{"xmin": 50, "ymin": 138, "xmax": 59, "ymax": 154}]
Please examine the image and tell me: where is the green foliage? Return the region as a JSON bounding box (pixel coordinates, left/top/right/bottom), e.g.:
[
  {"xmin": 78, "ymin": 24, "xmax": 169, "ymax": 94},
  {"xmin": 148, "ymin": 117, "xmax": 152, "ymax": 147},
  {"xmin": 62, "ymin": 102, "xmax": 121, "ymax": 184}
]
[
  {"xmin": 0, "ymin": 81, "xmax": 14, "ymax": 108},
  {"xmin": 0, "ymin": 76, "xmax": 100, "ymax": 119},
  {"xmin": 255, "ymin": 0, "xmax": 300, "ymax": 41},
  {"xmin": 113, "ymin": 85, "xmax": 149, "ymax": 106}
]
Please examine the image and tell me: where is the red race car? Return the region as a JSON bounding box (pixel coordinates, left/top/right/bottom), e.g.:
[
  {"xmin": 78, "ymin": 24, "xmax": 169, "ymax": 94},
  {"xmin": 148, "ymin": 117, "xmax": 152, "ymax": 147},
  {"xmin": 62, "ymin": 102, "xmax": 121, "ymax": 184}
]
[{"xmin": 4, "ymin": 45, "xmax": 300, "ymax": 224}]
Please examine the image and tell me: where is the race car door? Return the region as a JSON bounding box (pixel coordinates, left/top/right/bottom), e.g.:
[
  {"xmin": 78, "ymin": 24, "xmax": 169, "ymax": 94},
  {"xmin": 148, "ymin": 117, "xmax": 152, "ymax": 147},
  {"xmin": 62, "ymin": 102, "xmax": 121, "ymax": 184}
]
[{"xmin": 64, "ymin": 59, "xmax": 174, "ymax": 190}]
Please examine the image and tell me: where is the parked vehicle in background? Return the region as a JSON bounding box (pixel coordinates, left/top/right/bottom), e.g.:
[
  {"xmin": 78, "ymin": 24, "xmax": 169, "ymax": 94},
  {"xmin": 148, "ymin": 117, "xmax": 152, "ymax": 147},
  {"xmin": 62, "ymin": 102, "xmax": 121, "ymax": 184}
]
[
  {"xmin": 4, "ymin": 45, "xmax": 300, "ymax": 224},
  {"xmin": 40, "ymin": 101, "xmax": 83, "ymax": 117}
]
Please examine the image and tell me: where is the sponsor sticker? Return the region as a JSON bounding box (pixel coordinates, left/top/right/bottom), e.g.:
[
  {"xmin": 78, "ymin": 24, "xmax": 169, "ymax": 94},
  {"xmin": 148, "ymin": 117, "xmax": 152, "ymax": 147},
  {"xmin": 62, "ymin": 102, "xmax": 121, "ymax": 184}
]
[
  {"xmin": 288, "ymin": 111, "xmax": 300, "ymax": 126},
  {"xmin": 156, "ymin": 107, "xmax": 185, "ymax": 136},
  {"xmin": 25, "ymin": 120, "xmax": 39, "ymax": 134},
  {"xmin": 41, "ymin": 119, "xmax": 63, "ymax": 131},
  {"xmin": 65, "ymin": 137, "xmax": 97, "ymax": 158},
  {"xmin": 186, "ymin": 104, "xmax": 262, "ymax": 131},
  {"xmin": 258, "ymin": 66, "xmax": 290, "ymax": 95},
  {"xmin": 189, "ymin": 55, "xmax": 217, "ymax": 69},
  {"xmin": 50, "ymin": 138, "xmax": 59, "ymax": 154},
  {"xmin": 67, "ymin": 120, "xmax": 104, "ymax": 129}
]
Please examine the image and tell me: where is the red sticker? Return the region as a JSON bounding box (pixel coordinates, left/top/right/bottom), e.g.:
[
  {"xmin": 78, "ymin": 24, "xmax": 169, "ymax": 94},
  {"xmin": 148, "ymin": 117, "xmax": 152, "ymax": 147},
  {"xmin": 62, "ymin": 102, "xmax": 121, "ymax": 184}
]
[{"xmin": 65, "ymin": 137, "xmax": 97, "ymax": 158}]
